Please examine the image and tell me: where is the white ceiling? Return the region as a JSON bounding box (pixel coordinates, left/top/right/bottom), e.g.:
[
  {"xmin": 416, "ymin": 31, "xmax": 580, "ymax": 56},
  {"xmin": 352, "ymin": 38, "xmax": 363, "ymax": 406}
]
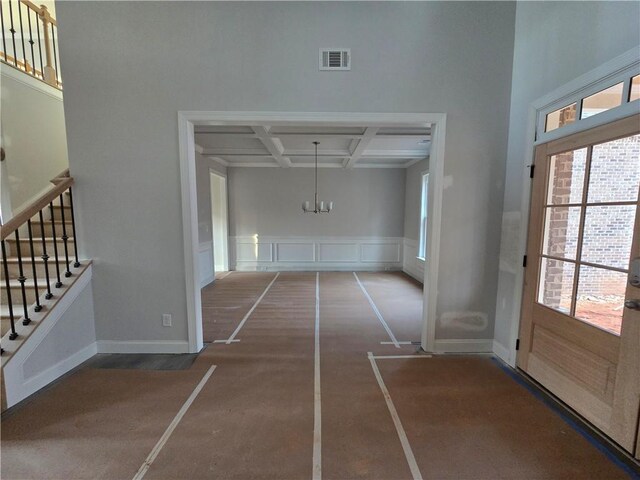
[{"xmin": 194, "ymin": 124, "xmax": 431, "ymax": 168}]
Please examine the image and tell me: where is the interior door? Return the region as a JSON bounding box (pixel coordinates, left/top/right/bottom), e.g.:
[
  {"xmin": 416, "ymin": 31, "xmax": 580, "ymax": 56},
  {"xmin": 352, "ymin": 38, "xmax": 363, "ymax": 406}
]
[{"xmin": 518, "ymin": 114, "xmax": 640, "ymax": 455}]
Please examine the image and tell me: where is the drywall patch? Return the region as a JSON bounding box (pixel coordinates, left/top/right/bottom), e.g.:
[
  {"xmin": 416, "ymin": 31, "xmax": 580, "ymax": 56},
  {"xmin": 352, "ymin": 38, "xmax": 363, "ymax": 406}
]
[
  {"xmin": 499, "ymin": 211, "xmax": 521, "ymax": 274},
  {"xmin": 439, "ymin": 311, "xmax": 488, "ymax": 332}
]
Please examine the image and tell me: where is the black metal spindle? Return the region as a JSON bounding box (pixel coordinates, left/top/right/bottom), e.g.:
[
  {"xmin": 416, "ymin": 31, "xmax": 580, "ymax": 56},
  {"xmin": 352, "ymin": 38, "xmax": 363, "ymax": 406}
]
[
  {"xmin": 35, "ymin": 7, "xmax": 43, "ymax": 76},
  {"xmin": 26, "ymin": 6, "xmax": 36, "ymax": 75},
  {"xmin": 17, "ymin": 1, "xmax": 27, "ymax": 70},
  {"xmin": 49, "ymin": 202, "xmax": 62, "ymax": 288},
  {"xmin": 50, "ymin": 22, "xmax": 58, "ymax": 83},
  {"xmin": 8, "ymin": 0, "xmax": 18, "ymax": 66},
  {"xmin": 67, "ymin": 188, "xmax": 80, "ymax": 267},
  {"xmin": 1, "ymin": 240, "xmax": 18, "ymax": 340},
  {"xmin": 0, "ymin": 3, "xmax": 8, "ymax": 62},
  {"xmin": 58, "ymin": 194, "xmax": 71, "ymax": 277},
  {"xmin": 27, "ymin": 219, "xmax": 42, "ymax": 312},
  {"xmin": 13, "ymin": 230, "xmax": 31, "ymax": 326},
  {"xmin": 38, "ymin": 210, "xmax": 53, "ymax": 299}
]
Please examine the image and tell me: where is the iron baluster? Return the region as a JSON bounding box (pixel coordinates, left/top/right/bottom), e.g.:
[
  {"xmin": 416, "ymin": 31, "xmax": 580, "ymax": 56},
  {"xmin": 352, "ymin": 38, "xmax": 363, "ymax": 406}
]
[
  {"xmin": 67, "ymin": 188, "xmax": 80, "ymax": 267},
  {"xmin": 1, "ymin": 240, "xmax": 18, "ymax": 339},
  {"xmin": 26, "ymin": 219, "xmax": 42, "ymax": 312},
  {"xmin": 49, "ymin": 202, "xmax": 63, "ymax": 288},
  {"xmin": 13, "ymin": 230, "xmax": 31, "ymax": 326},
  {"xmin": 38, "ymin": 210, "xmax": 53, "ymax": 299},
  {"xmin": 58, "ymin": 193, "xmax": 71, "ymax": 277}
]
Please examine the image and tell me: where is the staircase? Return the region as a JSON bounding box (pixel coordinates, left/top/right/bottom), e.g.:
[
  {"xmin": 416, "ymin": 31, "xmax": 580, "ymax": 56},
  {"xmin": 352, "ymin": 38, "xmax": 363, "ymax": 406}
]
[{"xmin": 1, "ymin": 171, "xmax": 86, "ymax": 359}]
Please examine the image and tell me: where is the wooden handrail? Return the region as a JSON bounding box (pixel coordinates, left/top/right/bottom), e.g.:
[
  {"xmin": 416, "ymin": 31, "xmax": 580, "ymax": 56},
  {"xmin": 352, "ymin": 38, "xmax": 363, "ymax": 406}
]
[{"xmin": 1, "ymin": 177, "xmax": 74, "ymax": 240}]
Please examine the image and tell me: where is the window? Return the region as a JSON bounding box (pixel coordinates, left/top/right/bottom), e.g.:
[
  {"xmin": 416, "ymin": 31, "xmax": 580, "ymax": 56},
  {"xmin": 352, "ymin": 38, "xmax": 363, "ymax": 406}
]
[{"xmin": 418, "ymin": 173, "xmax": 429, "ymax": 260}]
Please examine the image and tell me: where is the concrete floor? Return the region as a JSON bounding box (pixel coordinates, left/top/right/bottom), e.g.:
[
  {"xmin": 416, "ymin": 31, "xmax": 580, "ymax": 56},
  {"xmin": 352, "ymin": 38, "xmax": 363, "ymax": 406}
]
[{"xmin": 1, "ymin": 272, "xmax": 631, "ymax": 479}]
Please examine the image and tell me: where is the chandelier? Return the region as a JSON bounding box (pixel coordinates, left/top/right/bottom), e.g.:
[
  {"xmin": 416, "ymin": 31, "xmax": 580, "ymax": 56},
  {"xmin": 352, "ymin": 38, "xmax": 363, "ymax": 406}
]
[{"xmin": 302, "ymin": 141, "xmax": 333, "ymax": 214}]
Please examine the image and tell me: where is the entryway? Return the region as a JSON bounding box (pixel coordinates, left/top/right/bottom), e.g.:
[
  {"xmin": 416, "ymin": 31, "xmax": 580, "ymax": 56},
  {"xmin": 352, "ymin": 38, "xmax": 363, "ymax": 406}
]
[{"xmin": 518, "ymin": 114, "xmax": 640, "ymax": 457}]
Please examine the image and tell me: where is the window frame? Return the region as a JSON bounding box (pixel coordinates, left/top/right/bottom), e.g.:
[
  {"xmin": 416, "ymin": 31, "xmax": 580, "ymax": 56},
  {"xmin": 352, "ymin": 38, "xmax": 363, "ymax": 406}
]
[{"xmin": 417, "ymin": 172, "xmax": 429, "ymax": 261}]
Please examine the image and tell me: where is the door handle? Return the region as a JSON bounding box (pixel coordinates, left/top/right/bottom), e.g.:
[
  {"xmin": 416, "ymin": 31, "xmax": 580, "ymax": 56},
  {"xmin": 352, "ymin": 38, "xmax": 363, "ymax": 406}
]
[
  {"xmin": 624, "ymin": 299, "xmax": 640, "ymax": 310},
  {"xmin": 630, "ymin": 258, "xmax": 640, "ymax": 287}
]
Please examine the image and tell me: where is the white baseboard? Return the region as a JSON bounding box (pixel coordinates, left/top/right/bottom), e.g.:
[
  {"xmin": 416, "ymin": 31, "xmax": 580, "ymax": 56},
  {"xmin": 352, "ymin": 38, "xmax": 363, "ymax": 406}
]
[
  {"xmin": 96, "ymin": 340, "xmax": 191, "ymax": 354},
  {"xmin": 200, "ymin": 275, "xmax": 215, "ymax": 288},
  {"xmin": 234, "ymin": 263, "xmax": 403, "ymax": 272},
  {"xmin": 402, "ymin": 238, "xmax": 424, "ymax": 283},
  {"xmin": 492, "ymin": 340, "xmax": 513, "ymax": 365},
  {"xmin": 434, "ymin": 339, "xmax": 494, "ymax": 353}
]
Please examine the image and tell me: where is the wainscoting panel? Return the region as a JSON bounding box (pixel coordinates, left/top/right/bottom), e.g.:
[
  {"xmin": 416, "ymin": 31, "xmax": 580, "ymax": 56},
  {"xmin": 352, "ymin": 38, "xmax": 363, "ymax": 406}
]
[
  {"xmin": 402, "ymin": 238, "xmax": 425, "ymax": 283},
  {"xmin": 318, "ymin": 243, "xmax": 359, "ymax": 263},
  {"xmin": 230, "ymin": 236, "xmax": 404, "ymax": 271},
  {"xmin": 199, "ymin": 242, "xmax": 214, "ymax": 287},
  {"xmin": 277, "ymin": 243, "xmax": 316, "ymax": 262}
]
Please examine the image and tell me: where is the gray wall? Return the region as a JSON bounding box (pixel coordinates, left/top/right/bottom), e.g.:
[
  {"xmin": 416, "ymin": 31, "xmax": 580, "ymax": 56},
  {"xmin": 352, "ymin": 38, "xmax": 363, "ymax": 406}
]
[
  {"xmin": 404, "ymin": 158, "xmax": 430, "ymax": 242},
  {"xmin": 493, "ymin": 1, "xmax": 640, "ymax": 351},
  {"xmin": 57, "ymin": 2, "xmax": 515, "ymax": 345},
  {"xmin": 228, "ymin": 168, "xmax": 405, "ymax": 238}
]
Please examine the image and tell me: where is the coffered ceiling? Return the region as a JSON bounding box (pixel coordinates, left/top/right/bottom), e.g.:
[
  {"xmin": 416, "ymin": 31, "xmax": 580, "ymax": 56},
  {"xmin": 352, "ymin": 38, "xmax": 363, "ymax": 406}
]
[{"xmin": 194, "ymin": 124, "xmax": 431, "ymax": 168}]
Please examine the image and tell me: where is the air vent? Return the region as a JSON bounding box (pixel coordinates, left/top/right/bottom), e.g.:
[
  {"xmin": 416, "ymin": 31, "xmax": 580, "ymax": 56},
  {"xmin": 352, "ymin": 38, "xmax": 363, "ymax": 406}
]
[{"xmin": 319, "ymin": 49, "xmax": 350, "ymax": 71}]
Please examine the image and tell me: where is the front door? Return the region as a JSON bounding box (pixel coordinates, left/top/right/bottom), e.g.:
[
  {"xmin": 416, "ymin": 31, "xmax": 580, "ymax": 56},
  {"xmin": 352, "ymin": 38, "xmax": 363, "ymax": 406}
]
[{"xmin": 518, "ymin": 114, "xmax": 640, "ymax": 456}]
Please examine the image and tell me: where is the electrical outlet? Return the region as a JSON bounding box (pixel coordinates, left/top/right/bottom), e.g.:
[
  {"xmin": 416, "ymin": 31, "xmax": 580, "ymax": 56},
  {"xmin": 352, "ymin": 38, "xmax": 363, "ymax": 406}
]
[{"xmin": 162, "ymin": 314, "xmax": 172, "ymax": 327}]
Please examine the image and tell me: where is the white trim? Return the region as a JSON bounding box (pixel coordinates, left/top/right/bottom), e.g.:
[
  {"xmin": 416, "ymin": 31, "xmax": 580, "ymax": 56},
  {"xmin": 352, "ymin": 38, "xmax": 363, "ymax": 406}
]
[
  {"xmin": 503, "ymin": 46, "xmax": 640, "ymax": 368},
  {"xmin": 96, "ymin": 340, "xmax": 190, "ymax": 354},
  {"xmin": 492, "ymin": 340, "xmax": 510, "ymax": 363},
  {"xmin": 132, "ymin": 365, "xmax": 217, "ymax": 480},
  {"xmin": 0, "ymin": 63, "xmax": 63, "ymax": 101},
  {"xmin": 312, "ymin": 272, "xmax": 322, "ymax": 480},
  {"xmin": 178, "ymin": 111, "xmax": 446, "ymax": 356},
  {"xmin": 2, "ymin": 264, "xmax": 95, "ymax": 407},
  {"xmin": 433, "ymin": 339, "xmax": 493, "ymax": 354}
]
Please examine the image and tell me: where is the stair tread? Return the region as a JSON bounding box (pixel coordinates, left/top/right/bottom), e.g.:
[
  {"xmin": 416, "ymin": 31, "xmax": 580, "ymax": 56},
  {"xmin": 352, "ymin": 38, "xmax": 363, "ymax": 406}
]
[{"xmin": 6, "ymin": 237, "xmax": 75, "ymax": 242}]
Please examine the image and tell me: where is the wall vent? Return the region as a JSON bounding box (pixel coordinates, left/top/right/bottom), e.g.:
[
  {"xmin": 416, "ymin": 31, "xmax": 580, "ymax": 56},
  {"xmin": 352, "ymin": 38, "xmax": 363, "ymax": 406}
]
[{"xmin": 319, "ymin": 49, "xmax": 351, "ymax": 71}]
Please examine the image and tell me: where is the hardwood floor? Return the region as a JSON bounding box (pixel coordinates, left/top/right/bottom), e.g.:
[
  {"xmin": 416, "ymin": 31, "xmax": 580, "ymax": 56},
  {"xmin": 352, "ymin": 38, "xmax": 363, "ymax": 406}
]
[{"xmin": 1, "ymin": 272, "xmax": 632, "ymax": 479}]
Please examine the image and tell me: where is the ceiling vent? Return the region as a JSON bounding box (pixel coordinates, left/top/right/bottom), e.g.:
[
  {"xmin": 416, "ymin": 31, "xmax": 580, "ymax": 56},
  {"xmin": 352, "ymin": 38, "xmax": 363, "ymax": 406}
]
[{"xmin": 319, "ymin": 49, "xmax": 350, "ymax": 71}]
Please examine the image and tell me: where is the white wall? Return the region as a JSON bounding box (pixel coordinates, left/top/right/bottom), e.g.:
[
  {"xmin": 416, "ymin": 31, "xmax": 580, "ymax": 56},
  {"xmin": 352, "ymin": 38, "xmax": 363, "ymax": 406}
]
[
  {"xmin": 493, "ymin": 1, "xmax": 640, "ymax": 359},
  {"xmin": 56, "ymin": 2, "xmax": 515, "ymax": 348},
  {"xmin": 0, "ymin": 67, "xmax": 68, "ymax": 215}
]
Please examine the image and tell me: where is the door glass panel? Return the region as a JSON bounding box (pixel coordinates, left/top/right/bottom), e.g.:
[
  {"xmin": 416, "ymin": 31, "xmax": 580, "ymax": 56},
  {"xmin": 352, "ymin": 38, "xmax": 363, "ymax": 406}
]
[
  {"xmin": 542, "ymin": 207, "xmax": 581, "ymax": 260},
  {"xmin": 581, "ymin": 205, "xmax": 636, "ymax": 269},
  {"xmin": 575, "ymin": 266, "xmax": 626, "ymax": 335},
  {"xmin": 538, "ymin": 258, "xmax": 575, "ymax": 315},
  {"xmin": 547, "ymin": 148, "xmax": 587, "ymax": 204},
  {"xmin": 581, "ymin": 83, "xmax": 624, "ymax": 119},
  {"xmin": 588, "ymin": 134, "xmax": 640, "ymax": 203},
  {"xmin": 630, "ymin": 75, "xmax": 640, "ymax": 102},
  {"xmin": 545, "ymin": 103, "xmax": 577, "ymax": 132}
]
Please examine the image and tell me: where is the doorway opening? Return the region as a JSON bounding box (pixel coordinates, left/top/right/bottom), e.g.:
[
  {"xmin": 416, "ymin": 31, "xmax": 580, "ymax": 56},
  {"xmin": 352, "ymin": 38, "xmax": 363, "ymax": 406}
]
[
  {"xmin": 178, "ymin": 112, "xmax": 447, "ymax": 354},
  {"xmin": 210, "ymin": 170, "xmax": 229, "ymax": 275}
]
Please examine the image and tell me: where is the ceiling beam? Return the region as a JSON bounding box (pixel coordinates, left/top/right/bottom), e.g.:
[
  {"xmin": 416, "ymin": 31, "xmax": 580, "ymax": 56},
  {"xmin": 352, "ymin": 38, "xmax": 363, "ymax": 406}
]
[
  {"xmin": 361, "ymin": 149, "xmax": 429, "ymax": 158},
  {"xmin": 201, "ymin": 148, "xmax": 271, "ymax": 156},
  {"xmin": 345, "ymin": 127, "xmax": 379, "ymax": 169},
  {"xmin": 282, "ymin": 149, "xmax": 351, "ymax": 157},
  {"xmin": 252, "ymin": 126, "xmax": 292, "ymax": 168}
]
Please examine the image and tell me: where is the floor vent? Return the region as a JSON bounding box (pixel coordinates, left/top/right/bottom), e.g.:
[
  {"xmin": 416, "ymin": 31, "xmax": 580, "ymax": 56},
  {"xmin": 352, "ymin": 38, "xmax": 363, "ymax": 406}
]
[{"xmin": 319, "ymin": 49, "xmax": 351, "ymax": 71}]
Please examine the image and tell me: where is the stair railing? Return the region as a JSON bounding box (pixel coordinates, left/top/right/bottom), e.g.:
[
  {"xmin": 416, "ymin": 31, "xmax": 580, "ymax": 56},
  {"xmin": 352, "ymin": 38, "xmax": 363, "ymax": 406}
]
[
  {"xmin": 0, "ymin": 175, "xmax": 79, "ymax": 351},
  {"xmin": 0, "ymin": 0, "xmax": 62, "ymax": 88}
]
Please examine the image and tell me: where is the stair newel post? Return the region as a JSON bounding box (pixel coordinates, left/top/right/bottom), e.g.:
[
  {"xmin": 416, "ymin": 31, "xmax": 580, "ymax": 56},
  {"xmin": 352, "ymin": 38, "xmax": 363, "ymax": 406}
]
[
  {"xmin": 27, "ymin": 219, "xmax": 42, "ymax": 312},
  {"xmin": 67, "ymin": 187, "xmax": 80, "ymax": 268},
  {"xmin": 38, "ymin": 210, "xmax": 53, "ymax": 299},
  {"xmin": 13, "ymin": 230, "xmax": 31, "ymax": 326},
  {"xmin": 1, "ymin": 240, "xmax": 18, "ymax": 340},
  {"xmin": 38, "ymin": 4, "xmax": 56, "ymax": 87},
  {"xmin": 49, "ymin": 202, "xmax": 62, "ymax": 288},
  {"xmin": 58, "ymin": 193, "xmax": 71, "ymax": 277}
]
